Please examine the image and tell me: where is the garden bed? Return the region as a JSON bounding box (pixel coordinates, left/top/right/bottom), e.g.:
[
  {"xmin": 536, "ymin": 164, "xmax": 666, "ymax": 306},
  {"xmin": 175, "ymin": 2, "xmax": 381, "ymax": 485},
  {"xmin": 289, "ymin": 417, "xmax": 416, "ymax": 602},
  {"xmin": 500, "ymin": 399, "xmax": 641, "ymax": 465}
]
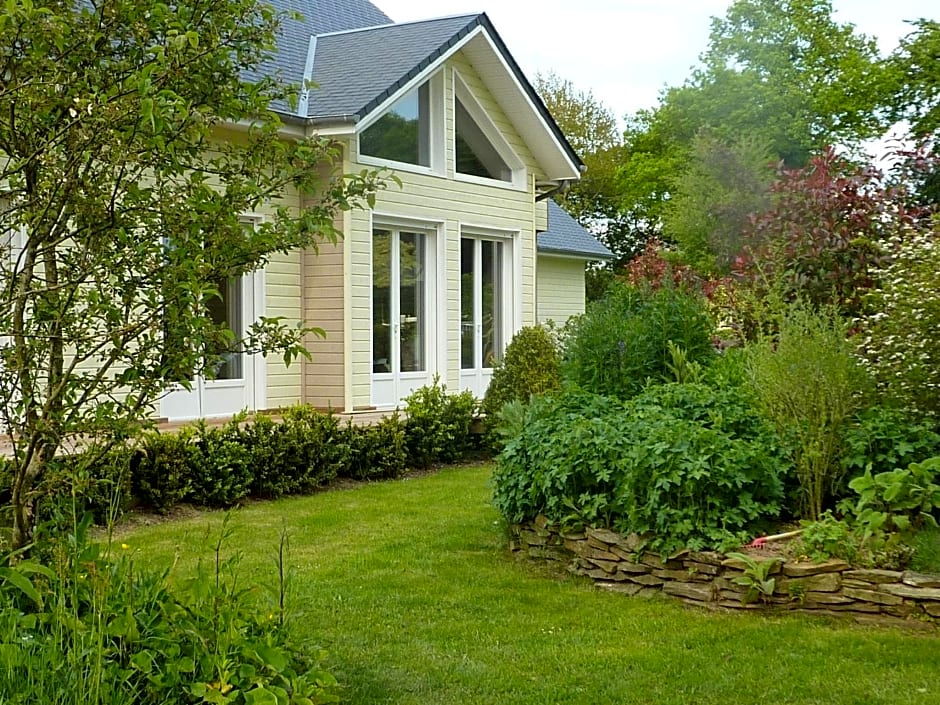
[{"xmin": 511, "ymin": 517, "xmax": 940, "ymax": 629}]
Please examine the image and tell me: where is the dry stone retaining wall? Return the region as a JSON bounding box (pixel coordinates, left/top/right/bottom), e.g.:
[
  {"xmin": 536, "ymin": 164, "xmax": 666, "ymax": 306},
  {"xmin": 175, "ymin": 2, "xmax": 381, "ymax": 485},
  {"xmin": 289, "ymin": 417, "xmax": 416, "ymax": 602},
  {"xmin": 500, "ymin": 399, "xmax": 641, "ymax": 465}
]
[{"xmin": 511, "ymin": 517, "xmax": 940, "ymax": 628}]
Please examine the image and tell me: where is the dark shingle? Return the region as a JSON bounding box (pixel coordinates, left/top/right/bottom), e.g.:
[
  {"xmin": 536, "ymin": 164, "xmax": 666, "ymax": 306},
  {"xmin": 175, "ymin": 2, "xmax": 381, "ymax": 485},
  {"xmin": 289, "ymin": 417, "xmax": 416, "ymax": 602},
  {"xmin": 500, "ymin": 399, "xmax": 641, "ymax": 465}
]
[
  {"xmin": 307, "ymin": 15, "xmax": 480, "ymax": 119},
  {"xmin": 246, "ymin": 0, "xmax": 394, "ymax": 113},
  {"xmin": 538, "ymin": 200, "xmax": 613, "ymax": 260}
]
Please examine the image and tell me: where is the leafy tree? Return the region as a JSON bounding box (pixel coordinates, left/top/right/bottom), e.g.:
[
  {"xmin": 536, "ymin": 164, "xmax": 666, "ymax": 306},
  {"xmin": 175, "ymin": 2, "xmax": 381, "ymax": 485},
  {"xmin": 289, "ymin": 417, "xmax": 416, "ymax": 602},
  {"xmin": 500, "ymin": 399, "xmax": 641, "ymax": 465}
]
[
  {"xmin": 0, "ymin": 0, "xmax": 386, "ymax": 548},
  {"xmin": 662, "ymin": 132, "xmax": 776, "ymax": 273},
  {"xmin": 733, "ymin": 147, "xmax": 920, "ymax": 316},
  {"xmin": 700, "ymin": 0, "xmax": 891, "ymax": 161},
  {"xmin": 536, "ymin": 73, "xmax": 647, "ymax": 272},
  {"xmin": 891, "ymin": 19, "xmax": 940, "ymax": 138},
  {"xmin": 619, "ymin": 0, "xmax": 892, "ymax": 243}
]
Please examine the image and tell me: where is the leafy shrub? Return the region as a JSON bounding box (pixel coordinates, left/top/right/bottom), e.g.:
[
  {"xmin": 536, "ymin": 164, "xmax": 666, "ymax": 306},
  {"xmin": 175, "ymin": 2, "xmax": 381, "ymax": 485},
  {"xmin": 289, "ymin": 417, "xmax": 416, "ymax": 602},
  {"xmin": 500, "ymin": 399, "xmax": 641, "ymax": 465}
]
[
  {"xmin": 840, "ymin": 406, "xmax": 940, "ymax": 482},
  {"xmin": 493, "ymin": 383, "xmax": 787, "ymax": 554},
  {"xmin": 345, "ymin": 414, "xmax": 408, "ymax": 481},
  {"xmin": 245, "ymin": 408, "xmax": 350, "ymax": 498},
  {"xmin": 132, "ymin": 430, "xmax": 197, "ymax": 513},
  {"xmin": 561, "ymin": 282, "xmax": 714, "ymax": 400},
  {"xmin": 187, "ymin": 419, "xmax": 254, "ymax": 508},
  {"xmin": 856, "ymin": 229, "xmax": 940, "ymax": 415},
  {"xmin": 482, "ymin": 326, "xmax": 560, "ymax": 447},
  {"xmin": 280, "ymin": 406, "xmax": 351, "ymax": 488},
  {"xmin": 0, "ymin": 516, "xmax": 341, "ymax": 705},
  {"xmin": 404, "ymin": 376, "xmax": 477, "ymax": 469},
  {"xmin": 747, "ymin": 303, "xmax": 869, "ymax": 519},
  {"xmin": 31, "ymin": 445, "xmax": 135, "ymax": 540},
  {"xmin": 734, "ymin": 147, "xmax": 914, "ymax": 316},
  {"xmin": 797, "ymin": 510, "xmax": 861, "ymax": 564},
  {"xmin": 846, "ymin": 457, "xmax": 940, "ymax": 535}
]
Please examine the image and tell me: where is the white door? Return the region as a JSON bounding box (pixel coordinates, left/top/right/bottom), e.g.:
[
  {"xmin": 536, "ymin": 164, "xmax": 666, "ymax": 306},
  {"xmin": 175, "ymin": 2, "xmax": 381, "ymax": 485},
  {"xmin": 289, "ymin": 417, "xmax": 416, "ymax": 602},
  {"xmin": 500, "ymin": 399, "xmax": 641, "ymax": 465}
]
[
  {"xmin": 160, "ymin": 271, "xmax": 262, "ymax": 421},
  {"xmin": 371, "ymin": 227, "xmax": 432, "ymax": 407},
  {"xmin": 459, "ymin": 236, "xmax": 509, "ymax": 398}
]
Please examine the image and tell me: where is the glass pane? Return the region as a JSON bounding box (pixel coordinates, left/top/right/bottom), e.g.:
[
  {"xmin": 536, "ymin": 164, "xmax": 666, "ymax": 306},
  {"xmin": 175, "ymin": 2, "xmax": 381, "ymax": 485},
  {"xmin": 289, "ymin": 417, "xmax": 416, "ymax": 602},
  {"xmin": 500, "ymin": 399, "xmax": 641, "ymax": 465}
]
[
  {"xmin": 360, "ymin": 84, "xmax": 430, "ymax": 167},
  {"xmin": 455, "ymin": 98, "xmax": 511, "ymax": 181},
  {"xmin": 460, "ymin": 238, "xmax": 474, "ymax": 369},
  {"xmin": 399, "ymin": 232, "xmax": 425, "ymax": 373},
  {"xmin": 372, "ymin": 229, "xmax": 392, "ymax": 374},
  {"xmin": 206, "ymin": 276, "xmax": 243, "ymax": 380},
  {"xmin": 482, "ymin": 240, "xmax": 503, "ymax": 368}
]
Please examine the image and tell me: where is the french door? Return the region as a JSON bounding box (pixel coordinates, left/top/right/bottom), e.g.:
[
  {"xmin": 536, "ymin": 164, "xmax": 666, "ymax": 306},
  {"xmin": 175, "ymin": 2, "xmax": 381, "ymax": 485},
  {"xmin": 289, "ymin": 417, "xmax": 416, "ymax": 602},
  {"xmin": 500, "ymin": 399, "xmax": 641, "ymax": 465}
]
[
  {"xmin": 459, "ymin": 236, "xmax": 508, "ymax": 398},
  {"xmin": 160, "ymin": 271, "xmax": 262, "ymax": 421},
  {"xmin": 371, "ymin": 227, "xmax": 431, "ymax": 407}
]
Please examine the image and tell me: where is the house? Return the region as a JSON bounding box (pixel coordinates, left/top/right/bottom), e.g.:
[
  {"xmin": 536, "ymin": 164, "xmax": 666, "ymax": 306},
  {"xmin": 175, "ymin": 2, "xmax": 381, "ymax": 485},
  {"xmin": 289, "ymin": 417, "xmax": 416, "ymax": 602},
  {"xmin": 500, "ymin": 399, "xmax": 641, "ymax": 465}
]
[{"xmin": 161, "ymin": 0, "xmax": 612, "ymax": 421}]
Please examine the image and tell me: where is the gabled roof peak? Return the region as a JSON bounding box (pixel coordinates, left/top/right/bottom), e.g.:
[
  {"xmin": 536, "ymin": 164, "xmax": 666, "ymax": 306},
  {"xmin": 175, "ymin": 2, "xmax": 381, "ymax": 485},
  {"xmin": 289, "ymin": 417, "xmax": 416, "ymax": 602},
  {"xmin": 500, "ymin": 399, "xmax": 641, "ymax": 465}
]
[{"xmin": 314, "ymin": 12, "xmax": 482, "ymax": 39}]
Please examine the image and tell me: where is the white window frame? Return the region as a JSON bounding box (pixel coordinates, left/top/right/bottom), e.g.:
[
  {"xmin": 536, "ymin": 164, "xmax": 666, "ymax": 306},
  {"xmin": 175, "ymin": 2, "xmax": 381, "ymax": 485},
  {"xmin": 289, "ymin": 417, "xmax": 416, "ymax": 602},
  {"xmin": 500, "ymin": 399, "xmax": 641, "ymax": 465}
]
[
  {"xmin": 452, "ymin": 69, "xmax": 527, "ymax": 191},
  {"xmin": 457, "ymin": 225, "xmax": 518, "ymax": 398},
  {"xmin": 357, "ymin": 70, "xmax": 445, "ymax": 177}
]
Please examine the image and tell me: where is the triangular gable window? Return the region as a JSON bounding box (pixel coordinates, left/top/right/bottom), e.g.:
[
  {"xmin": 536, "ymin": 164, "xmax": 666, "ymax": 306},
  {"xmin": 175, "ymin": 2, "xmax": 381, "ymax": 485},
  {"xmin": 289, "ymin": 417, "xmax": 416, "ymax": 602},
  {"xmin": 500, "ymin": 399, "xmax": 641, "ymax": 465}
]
[
  {"xmin": 453, "ymin": 71, "xmax": 523, "ymax": 186},
  {"xmin": 455, "ymin": 98, "xmax": 511, "ymax": 182},
  {"xmin": 360, "ymin": 83, "xmax": 431, "ymax": 167}
]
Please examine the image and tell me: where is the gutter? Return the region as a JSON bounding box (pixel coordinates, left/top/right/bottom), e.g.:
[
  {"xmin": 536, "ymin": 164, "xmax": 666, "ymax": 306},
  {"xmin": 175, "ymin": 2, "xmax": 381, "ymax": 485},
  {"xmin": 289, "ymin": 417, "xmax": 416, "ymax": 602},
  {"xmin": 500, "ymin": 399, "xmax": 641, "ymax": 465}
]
[{"xmin": 535, "ymin": 164, "xmax": 587, "ymax": 202}]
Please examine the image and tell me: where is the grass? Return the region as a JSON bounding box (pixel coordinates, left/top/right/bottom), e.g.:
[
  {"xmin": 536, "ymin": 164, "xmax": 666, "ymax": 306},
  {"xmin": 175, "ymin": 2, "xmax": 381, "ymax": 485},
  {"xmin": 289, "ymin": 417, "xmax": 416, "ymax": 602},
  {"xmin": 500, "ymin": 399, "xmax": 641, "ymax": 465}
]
[
  {"xmin": 122, "ymin": 463, "xmax": 939, "ymax": 705},
  {"xmin": 911, "ymin": 526, "xmax": 940, "ymax": 573}
]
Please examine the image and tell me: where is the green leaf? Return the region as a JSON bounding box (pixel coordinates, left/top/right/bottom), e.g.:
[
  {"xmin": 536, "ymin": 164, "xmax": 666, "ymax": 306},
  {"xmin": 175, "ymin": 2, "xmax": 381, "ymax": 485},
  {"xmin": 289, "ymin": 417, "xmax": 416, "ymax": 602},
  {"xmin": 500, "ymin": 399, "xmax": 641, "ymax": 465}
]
[
  {"xmin": 244, "ymin": 687, "xmax": 279, "ymax": 705},
  {"xmin": 0, "ymin": 567, "xmax": 42, "ymax": 606}
]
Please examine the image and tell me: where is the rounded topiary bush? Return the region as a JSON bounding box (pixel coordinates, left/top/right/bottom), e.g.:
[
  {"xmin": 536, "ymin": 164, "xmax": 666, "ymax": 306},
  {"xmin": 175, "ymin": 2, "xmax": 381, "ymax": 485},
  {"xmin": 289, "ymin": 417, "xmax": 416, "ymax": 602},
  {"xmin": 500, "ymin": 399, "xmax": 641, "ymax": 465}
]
[
  {"xmin": 561, "ymin": 282, "xmax": 715, "ymax": 400},
  {"xmin": 482, "ymin": 325, "xmax": 561, "ymax": 446},
  {"xmin": 493, "ymin": 383, "xmax": 787, "ymax": 553}
]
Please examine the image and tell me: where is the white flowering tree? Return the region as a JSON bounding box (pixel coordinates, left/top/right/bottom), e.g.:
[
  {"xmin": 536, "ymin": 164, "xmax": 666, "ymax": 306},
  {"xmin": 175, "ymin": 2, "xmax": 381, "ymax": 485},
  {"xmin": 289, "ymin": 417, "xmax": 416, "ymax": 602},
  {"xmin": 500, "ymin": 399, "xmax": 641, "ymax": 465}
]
[{"xmin": 857, "ymin": 228, "xmax": 940, "ymax": 416}]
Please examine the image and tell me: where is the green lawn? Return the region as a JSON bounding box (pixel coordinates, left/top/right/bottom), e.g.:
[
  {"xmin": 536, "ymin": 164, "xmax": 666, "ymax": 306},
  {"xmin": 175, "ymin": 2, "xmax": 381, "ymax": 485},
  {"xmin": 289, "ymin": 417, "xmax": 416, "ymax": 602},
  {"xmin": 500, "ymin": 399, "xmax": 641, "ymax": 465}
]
[{"xmin": 122, "ymin": 464, "xmax": 939, "ymax": 705}]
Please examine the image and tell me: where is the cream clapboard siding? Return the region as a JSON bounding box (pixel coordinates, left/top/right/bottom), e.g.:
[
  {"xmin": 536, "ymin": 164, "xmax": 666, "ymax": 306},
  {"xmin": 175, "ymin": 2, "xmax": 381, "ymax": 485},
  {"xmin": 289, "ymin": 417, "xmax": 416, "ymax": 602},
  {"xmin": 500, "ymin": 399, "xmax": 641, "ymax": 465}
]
[
  {"xmin": 536, "ymin": 255, "xmax": 586, "ymax": 324},
  {"xmin": 264, "ymin": 246, "xmax": 304, "ymax": 410},
  {"xmin": 341, "ymin": 51, "xmax": 546, "ymax": 409},
  {"xmin": 300, "ymin": 202, "xmax": 346, "ymax": 410},
  {"xmin": 535, "ymin": 199, "xmax": 548, "ymax": 233}
]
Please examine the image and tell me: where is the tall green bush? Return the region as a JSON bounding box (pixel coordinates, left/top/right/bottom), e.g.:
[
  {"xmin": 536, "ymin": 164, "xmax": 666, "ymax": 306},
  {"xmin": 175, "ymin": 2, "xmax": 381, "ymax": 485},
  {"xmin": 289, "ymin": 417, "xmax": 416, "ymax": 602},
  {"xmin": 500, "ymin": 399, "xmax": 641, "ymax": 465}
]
[
  {"xmin": 404, "ymin": 377, "xmax": 477, "ymax": 469},
  {"xmin": 493, "ymin": 384, "xmax": 787, "ymax": 553},
  {"xmin": 747, "ymin": 303, "xmax": 869, "ymax": 519},
  {"xmin": 561, "ymin": 282, "xmax": 714, "ymax": 400},
  {"xmin": 482, "ymin": 325, "xmax": 560, "ymax": 446}
]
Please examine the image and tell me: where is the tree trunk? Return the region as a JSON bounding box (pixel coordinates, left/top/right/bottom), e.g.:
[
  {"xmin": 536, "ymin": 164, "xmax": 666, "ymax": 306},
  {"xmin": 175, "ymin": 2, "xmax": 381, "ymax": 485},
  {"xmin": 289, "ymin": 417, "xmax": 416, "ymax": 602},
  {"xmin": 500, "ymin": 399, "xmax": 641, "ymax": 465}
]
[{"xmin": 10, "ymin": 452, "xmax": 46, "ymax": 551}]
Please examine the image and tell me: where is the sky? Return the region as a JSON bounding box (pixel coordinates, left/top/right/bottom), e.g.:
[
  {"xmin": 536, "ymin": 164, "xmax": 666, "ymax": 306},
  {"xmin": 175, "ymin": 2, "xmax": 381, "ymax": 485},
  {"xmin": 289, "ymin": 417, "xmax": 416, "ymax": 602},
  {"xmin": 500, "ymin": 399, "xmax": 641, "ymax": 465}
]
[{"xmin": 372, "ymin": 0, "xmax": 937, "ymax": 126}]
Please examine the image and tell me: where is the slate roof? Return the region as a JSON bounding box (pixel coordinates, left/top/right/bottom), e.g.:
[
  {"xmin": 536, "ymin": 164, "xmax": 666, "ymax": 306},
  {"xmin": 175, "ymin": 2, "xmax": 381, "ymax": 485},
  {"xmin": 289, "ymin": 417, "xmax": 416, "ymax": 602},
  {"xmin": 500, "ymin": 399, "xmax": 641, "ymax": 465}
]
[
  {"xmin": 247, "ymin": 0, "xmax": 394, "ymax": 113},
  {"xmin": 538, "ymin": 200, "xmax": 613, "ymax": 260},
  {"xmin": 306, "ymin": 15, "xmax": 480, "ymax": 120},
  {"xmin": 246, "ymin": 1, "xmax": 581, "ymax": 173}
]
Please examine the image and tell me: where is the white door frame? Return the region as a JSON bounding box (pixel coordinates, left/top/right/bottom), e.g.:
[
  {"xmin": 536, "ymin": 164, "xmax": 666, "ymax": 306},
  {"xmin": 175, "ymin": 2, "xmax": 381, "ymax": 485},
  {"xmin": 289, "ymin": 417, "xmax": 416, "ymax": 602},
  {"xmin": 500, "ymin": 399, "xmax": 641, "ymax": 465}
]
[
  {"xmin": 370, "ymin": 219, "xmax": 438, "ymax": 408},
  {"xmin": 458, "ymin": 227, "xmax": 515, "ymax": 399}
]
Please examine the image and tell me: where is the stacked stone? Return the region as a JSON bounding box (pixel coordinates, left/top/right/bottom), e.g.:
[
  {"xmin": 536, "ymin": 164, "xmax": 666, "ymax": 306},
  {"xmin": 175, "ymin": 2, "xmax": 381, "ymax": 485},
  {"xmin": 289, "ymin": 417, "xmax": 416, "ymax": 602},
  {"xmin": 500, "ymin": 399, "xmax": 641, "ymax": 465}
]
[{"xmin": 509, "ymin": 518, "xmax": 940, "ymax": 628}]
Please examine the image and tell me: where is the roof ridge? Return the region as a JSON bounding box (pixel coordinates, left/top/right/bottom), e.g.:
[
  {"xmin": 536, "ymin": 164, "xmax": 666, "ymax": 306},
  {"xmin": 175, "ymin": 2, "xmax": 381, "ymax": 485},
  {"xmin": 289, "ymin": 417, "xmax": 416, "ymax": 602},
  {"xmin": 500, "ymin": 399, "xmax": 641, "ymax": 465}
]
[{"xmin": 314, "ymin": 13, "xmax": 481, "ymax": 39}]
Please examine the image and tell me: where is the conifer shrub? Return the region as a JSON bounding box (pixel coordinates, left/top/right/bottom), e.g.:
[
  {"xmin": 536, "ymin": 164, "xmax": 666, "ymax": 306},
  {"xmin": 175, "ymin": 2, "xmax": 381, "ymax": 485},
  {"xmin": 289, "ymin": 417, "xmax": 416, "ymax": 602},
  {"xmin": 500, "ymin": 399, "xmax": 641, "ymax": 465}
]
[{"xmin": 482, "ymin": 325, "xmax": 561, "ymax": 447}]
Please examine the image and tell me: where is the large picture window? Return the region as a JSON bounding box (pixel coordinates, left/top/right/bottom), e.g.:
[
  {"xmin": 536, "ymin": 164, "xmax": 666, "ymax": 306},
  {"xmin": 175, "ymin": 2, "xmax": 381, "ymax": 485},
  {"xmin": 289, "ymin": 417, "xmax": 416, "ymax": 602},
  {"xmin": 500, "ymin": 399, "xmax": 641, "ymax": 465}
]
[{"xmin": 360, "ymin": 84, "xmax": 431, "ymax": 167}]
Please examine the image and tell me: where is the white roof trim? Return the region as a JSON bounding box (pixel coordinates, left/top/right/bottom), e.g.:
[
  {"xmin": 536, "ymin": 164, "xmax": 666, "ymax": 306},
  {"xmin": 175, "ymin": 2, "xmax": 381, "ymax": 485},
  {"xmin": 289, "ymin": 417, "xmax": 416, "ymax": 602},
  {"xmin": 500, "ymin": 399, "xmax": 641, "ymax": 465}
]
[{"xmin": 353, "ymin": 23, "xmax": 580, "ymax": 181}]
